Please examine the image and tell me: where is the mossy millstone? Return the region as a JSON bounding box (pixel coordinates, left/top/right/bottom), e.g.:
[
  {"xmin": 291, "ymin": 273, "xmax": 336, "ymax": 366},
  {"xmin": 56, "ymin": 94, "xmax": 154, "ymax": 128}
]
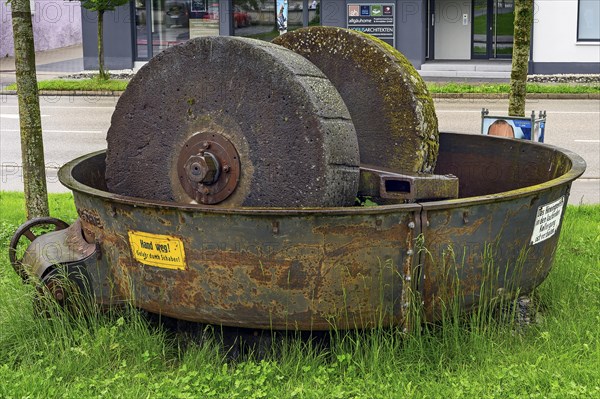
[
  {"xmin": 273, "ymin": 27, "xmax": 439, "ymax": 173},
  {"xmin": 105, "ymin": 36, "xmax": 360, "ymax": 207}
]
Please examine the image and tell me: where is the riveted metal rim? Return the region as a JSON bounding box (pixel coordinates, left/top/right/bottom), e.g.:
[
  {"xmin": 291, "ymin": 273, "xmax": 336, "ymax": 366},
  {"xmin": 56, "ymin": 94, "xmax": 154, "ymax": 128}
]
[{"xmin": 59, "ymin": 133, "xmax": 585, "ymax": 215}]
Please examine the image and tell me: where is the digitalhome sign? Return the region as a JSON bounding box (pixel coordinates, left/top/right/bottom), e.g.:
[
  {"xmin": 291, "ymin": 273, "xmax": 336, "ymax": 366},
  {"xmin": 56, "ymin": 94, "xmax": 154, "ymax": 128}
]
[{"xmin": 347, "ymin": 4, "xmax": 395, "ymax": 47}]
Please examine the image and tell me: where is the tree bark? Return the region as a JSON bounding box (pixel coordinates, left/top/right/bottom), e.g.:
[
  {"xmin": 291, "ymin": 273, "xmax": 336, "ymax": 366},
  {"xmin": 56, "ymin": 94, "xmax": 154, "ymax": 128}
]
[
  {"xmin": 10, "ymin": 0, "xmax": 49, "ymax": 219},
  {"xmin": 98, "ymin": 10, "xmax": 107, "ymax": 80},
  {"xmin": 508, "ymin": 0, "xmax": 534, "ymax": 117}
]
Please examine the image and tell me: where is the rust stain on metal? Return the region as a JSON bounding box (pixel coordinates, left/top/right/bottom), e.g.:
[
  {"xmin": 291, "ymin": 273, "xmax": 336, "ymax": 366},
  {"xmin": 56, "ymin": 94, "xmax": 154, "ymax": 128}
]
[
  {"xmin": 77, "ymin": 208, "xmax": 103, "ymax": 229},
  {"xmin": 44, "ymin": 132, "xmax": 586, "ymax": 330}
]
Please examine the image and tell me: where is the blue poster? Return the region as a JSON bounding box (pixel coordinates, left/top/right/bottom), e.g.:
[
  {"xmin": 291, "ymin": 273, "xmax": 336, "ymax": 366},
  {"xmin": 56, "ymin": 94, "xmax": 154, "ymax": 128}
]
[
  {"xmin": 277, "ymin": 0, "xmax": 288, "ymax": 34},
  {"xmin": 482, "ymin": 117, "xmax": 545, "ymax": 142}
]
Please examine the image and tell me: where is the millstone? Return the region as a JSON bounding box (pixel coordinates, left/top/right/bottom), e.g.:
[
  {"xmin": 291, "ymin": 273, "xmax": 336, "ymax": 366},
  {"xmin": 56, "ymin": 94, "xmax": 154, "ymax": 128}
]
[
  {"xmin": 105, "ymin": 36, "xmax": 360, "ymax": 207},
  {"xmin": 273, "ymin": 27, "xmax": 439, "ymax": 173}
]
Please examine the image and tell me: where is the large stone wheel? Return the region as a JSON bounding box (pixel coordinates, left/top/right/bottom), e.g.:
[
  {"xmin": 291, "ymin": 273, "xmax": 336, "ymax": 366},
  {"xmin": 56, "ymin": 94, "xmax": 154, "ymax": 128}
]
[
  {"xmin": 274, "ymin": 27, "xmax": 439, "ymax": 173},
  {"xmin": 105, "ymin": 37, "xmax": 360, "ymax": 207}
]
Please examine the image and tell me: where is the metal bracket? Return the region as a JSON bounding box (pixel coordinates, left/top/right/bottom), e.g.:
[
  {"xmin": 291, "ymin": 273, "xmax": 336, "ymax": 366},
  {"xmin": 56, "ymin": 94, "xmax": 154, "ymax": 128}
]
[
  {"xmin": 21, "ymin": 219, "xmax": 98, "ymax": 279},
  {"xmin": 358, "ymin": 165, "xmax": 459, "ymax": 202}
]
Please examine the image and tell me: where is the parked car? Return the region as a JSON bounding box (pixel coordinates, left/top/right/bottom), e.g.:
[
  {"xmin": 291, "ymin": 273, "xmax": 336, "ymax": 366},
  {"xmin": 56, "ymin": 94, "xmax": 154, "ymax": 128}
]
[
  {"xmin": 203, "ymin": 4, "xmax": 250, "ymax": 28},
  {"xmin": 203, "ymin": 3, "xmax": 219, "ymax": 21},
  {"xmin": 233, "ymin": 6, "xmax": 251, "ymax": 28}
]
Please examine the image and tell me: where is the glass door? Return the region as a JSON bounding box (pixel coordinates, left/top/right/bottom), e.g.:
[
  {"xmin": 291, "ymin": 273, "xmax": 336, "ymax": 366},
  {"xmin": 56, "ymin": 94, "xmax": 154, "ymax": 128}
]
[
  {"xmin": 472, "ymin": 0, "xmax": 514, "ymax": 59},
  {"xmin": 493, "ymin": 0, "xmax": 514, "ymax": 58},
  {"xmin": 135, "ymin": 0, "xmax": 151, "ymax": 60},
  {"xmin": 135, "ymin": 0, "xmax": 219, "ymax": 61}
]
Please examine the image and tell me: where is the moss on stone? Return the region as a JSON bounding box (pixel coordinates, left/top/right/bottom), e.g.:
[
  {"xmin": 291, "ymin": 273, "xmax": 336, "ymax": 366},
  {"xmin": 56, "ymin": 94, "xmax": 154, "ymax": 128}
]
[{"xmin": 274, "ymin": 27, "xmax": 440, "ymax": 173}]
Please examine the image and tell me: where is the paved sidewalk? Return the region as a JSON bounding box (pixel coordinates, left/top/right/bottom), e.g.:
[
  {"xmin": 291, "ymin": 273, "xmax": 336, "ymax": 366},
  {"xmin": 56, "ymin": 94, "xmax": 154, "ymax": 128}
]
[{"xmin": 0, "ymin": 44, "xmax": 84, "ymax": 87}]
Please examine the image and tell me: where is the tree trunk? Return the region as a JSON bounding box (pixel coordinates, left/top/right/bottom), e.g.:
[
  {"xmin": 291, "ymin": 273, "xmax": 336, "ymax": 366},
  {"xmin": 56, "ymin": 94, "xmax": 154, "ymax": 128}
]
[
  {"xmin": 98, "ymin": 10, "xmax": 107, "ymax": 80},
  {"xmin": 10, "ymin": 0, "xmax": 49, "ymax": 219},
  {"xmin": 508, "ymin": 0, "xmax": 534, "ymax": 117}
]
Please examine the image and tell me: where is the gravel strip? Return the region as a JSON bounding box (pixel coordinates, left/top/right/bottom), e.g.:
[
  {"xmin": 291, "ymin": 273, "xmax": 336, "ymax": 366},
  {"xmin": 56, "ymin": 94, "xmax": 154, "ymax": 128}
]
[
  {"xmin": 527, "ymin": 74, "xmax": 600, "ymax": 83},
  {"xmin": 63, "ymin": 70, "xmax": 136, "ymax": 80}
]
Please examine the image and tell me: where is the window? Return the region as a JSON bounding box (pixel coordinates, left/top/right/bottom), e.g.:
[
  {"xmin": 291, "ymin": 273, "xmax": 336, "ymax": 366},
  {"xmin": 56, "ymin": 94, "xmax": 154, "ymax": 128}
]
[
  {"xmin": 578, "ymin": 0, "xmax": 600, "ymax": 41},
  {"xmin": 134, "ymin": 0, "xmax": 220, "ymax": 61}
]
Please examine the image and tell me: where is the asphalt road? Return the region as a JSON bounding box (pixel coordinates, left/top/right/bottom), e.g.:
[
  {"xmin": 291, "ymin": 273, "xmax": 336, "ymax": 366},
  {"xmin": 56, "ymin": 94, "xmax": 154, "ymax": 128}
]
[
  {"xmin": 433, "ymin": 97, "xmax": 600, "ymax": 204},
  {"xmin": 1, "ymin": 95, "xmax": 598, "ymax": 204}
]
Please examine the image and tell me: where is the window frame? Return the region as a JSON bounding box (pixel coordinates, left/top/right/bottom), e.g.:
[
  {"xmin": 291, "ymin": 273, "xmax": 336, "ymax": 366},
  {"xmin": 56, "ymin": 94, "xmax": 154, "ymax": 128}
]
[{"xmin": 577, "ymin": 0, "xmax": 600, "ymax": 42}]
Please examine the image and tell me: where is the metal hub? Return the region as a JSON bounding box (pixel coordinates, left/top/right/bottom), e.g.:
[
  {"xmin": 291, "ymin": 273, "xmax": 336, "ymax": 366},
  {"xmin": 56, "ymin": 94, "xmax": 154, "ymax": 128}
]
[{"xmin": 177, "ymin": 132, "xmax": 240, "ymax": 205}]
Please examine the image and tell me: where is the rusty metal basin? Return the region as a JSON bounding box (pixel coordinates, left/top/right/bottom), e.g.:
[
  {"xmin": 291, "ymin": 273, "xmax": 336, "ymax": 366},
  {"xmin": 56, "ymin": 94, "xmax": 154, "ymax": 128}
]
[{"xmin": 28, "ymin": 132, "xmax": 584, "ymax": 330}]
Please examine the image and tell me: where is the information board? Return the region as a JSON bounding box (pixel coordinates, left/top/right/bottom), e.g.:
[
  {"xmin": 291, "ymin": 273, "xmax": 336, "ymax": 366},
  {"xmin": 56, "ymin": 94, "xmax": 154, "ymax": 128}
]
[
  {"xmin": 530, "ymin": 196, "xmax": 565, "ymax": 245},
  {"xmin": 347, "ymin": 3, "xmax": 395, "ymax": 47}
]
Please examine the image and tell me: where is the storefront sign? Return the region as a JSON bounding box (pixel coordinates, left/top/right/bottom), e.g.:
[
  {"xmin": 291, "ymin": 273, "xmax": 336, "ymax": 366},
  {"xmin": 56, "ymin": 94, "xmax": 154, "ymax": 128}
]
[{"xmin": 347, "ymin": 3, "xmax": 395, "ymax": 47}]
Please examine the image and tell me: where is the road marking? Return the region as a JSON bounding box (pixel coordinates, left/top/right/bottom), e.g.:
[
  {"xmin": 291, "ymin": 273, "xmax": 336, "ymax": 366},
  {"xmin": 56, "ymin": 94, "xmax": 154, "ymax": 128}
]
[
  {"xmin": 2, "ymin": 129, "xmax": 103, "ymax": 133},
  {"xmin": 1, "ymin": 105, "xmax": 115, "ymax": 110},
  {"xmin": 543, "ymin": 112, "xmax": 600, "ymax": 115},
  {"xmin": 1, "ymin": 114, "xmax": 50, "ymax": 118},
  {"xmin": 574, "ymin": 139, "xmax": 600, "ymax": 143},
  {"xmin": 435, "ymin": 110, "xmax": 482, "ymax": 113},
  {"xmin": 436, "ymin": 110, "xmax": 600, "ymax": 114}
]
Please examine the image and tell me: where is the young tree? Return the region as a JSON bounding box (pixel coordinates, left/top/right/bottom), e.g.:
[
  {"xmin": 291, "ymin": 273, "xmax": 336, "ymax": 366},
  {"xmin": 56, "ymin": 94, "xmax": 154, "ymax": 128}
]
[
  {"xmin": 10, "ymin": 0, "xmax": 49, "ymax": 219},
  {"xmin": 80, "ymin": 0, "xmax": 128, "ymax": 80},
  {"xmin": 508, "ymin": 0, "xmax": 534, "ymax": 117}
]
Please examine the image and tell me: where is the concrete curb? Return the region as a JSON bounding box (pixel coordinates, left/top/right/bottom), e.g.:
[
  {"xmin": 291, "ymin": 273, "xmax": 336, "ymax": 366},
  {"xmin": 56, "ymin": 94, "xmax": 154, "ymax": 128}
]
[
  {"xmin": 1, "ymin": 90, "xmax": 122, "ymax": 97},
  {"xmin": 430, "ymin": 92, "xmax": 600, "ymax": 100},
  {"xmin": 1, "ymin": 90, "xmax": 598, "ymax": 100}
]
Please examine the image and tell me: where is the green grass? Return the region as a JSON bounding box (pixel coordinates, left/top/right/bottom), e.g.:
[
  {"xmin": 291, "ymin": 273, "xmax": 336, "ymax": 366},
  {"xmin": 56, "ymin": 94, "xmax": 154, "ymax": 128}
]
[
  {"xmin": 1, "ymin": 192, "xmax": 599, "ymax": 398},
  {"xmin": 427, "ymin": 82, "xmax": 600, "ymax": 94},
  {"xmin": 5, "ymin": 78, "xmax": 129, "ymax": 92},
  {"xmin": 4, "ymin": 76, "xmax": 598, "ymax": 96}
]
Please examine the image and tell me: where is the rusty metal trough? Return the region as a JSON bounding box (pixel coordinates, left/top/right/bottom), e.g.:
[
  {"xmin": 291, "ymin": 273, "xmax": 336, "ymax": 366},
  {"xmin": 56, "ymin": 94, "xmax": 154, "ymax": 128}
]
[{"xmin": 17, "ymin": 132, "xmax": 585, "ymax": 330}]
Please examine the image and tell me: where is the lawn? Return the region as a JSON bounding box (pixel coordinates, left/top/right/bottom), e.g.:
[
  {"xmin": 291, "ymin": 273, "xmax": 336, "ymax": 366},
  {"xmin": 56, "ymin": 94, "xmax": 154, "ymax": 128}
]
[
  {"xmin": 6, "ymin": 79, "xmax": 598, "ymax": 96},
  {"xmin": 5, "ymin": 78, "xmax": 128, "ymax": 92},
  {"xmin": 1, "ymin": 192, "xmax": 599, "ymax": 398},
  {"xmin": 427, "ymin": 82, "xmax": 600, "ymax": 95}
]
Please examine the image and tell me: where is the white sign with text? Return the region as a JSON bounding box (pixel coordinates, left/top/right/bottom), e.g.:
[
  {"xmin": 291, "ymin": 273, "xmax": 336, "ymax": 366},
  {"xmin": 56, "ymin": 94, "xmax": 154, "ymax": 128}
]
[{"xmin": 530, "ymin": 196, "xmax": 565, "ymax": 245}]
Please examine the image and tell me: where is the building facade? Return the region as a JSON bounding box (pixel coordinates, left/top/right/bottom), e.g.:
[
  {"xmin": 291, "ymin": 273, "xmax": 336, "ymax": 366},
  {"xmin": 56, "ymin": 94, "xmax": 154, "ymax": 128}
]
[
  {"xmin": 83, "ymin": 0, "xmax": 599, "ymax": 74},
  {"xmin": 1, "ymin": 0, "xmax": 82, "ymax": 57}
]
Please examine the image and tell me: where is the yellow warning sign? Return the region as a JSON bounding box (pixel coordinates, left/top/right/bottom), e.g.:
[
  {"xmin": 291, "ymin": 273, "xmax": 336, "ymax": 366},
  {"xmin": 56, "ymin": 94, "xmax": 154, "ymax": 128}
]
[{"xmin": 128, "ymin": 231, "xmax": 186, "ymax": 270}]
